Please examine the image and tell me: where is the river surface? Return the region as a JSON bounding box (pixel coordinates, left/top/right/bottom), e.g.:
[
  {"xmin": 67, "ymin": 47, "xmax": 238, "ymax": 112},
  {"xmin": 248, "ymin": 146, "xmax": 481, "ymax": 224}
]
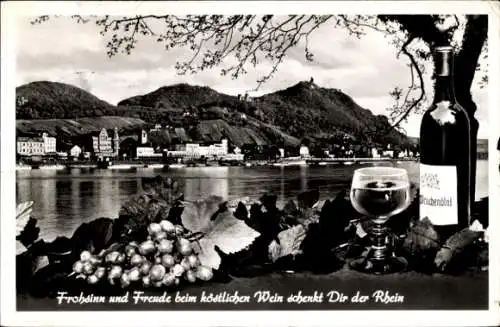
[{"xmin": 16, "ymin": 160, "xmax": 489, "ymax": 241}]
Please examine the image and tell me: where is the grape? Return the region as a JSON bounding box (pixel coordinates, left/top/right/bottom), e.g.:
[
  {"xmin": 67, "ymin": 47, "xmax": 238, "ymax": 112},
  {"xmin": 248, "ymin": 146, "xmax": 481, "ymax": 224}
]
[
  {"xmin": 185, "ymin": 270, "xmax": 196, "ymax": 283},
  {"xmin": 177, "ymin": 238, "xmax": 192, "ymax": 256},
  {"xmin": 174, "ymin": 225, "xmax": 184, "ymax": 235},
  {"xmin": 148, "ymin": 223, "xmax": 162, "ymax": 235},
  {"xmin": 105, "ymin": 251, "xmax": 120, "ymax": 264},
  {"xmin": 87, "ymin": 275, "xmax": 99, "ymax": 284},
  {"xmin": 142, "ymin": 276, "xmax": 151, "ymax": 287},
  {"xmin": 116, "ymin": 253, "xmax": 126, "ymax": 264},
  {"xmin": 172, "ymin": 264, "xmax": 185, "ymax": 277},
  {"xmin": 161, "ymin": 254, "xmax": 175, "ymax": 268},
  {"xmin": 72, "ymin": 261, "xmax": 84, "ymax": 274},
  {"xmin": 139, "ymin": 240, "xmax": 156, "ymax": 256},
  {"xmin": 71, "ymin": 217, "xmax": 216, "ymax": 290},
  {"xmin": 196, "ymin": 266, "xmax": 213, "ymax": 281},
  {"xmin": 89, "ymin": 256, "xmax": 102, "ymax": 266},
  {"xmin": 150, "ymin": 264, "xmax": 166, "ymax": 282},
  {"xmin": 139, "ymin": 261, "xmax": 152, "ymax": 275},
  {"xmin": 180, "ymin": 258, "xmax": 191, "ymax": 271},
  {"xmin": 120, "ymin": 272, "xmax": 130, "ymax": 288},
  {"xmin": 109, "ymin": 265, "xmax": 123, "ymax": 280},
  {"xmin": 162, "ymin": 272, "xmax": 176, "ymax": 286},
  {"xmin": 155, "ymin": 231, "xmax": 168, "ymax": 241},
  {"xmin": 128, "ymin": 267, "xmax": 141, "ymax": 282},
  {"xmin": 125, "ymin": 245, "xmax": 137, "ymax": 258},
  {"xmin": 130, "ymin": 254, "xmax": 144, "ymax": 266},
  {"xmin": 157, "ymin": 239, "xmax": 174, "ymax": 253},
  {"xmin": 82, "ymin": 262, "xmax": 95, "ymax": 275},
  {"xmin": 186, "ymin": 254, "xmax": 199, "ymax": 268},
  {"xmin": 94, "ymin": 267, "xmax": 106, "ymax": 279},
  {"xmin": 80, "ymin": 250, "xmax": 92, "ymax": 262},
  {"xmin": 160, "ymin": 220, "xmax": 175, "ymax": 233}
]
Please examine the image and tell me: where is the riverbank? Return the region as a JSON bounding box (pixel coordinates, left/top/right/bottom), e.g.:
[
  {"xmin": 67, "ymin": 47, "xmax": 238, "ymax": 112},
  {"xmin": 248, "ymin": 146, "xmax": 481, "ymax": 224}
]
[{"xmin": 16, "ymin": 157, "xmax": 418, "ymax": 171}]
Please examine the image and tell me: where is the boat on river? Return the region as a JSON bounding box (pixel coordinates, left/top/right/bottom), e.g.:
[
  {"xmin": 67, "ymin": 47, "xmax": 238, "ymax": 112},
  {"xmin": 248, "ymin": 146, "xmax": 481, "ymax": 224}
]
[
  {"xmin": 39, "ymin": 164, "xmax": 66, "ymax": 170},
  {"xmin": 273, "ymin": 159, "xmax": 307, "ymax": 167},
  {"xmin": 168, "ymin": 163, "xmax": 186, "ymax": 169}
]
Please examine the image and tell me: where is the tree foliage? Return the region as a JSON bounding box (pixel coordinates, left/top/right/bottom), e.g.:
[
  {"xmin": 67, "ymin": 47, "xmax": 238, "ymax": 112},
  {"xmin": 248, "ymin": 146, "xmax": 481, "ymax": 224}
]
[{"xmin": 31, "ymin": 14, "xmax": 488, "ymax": 133}]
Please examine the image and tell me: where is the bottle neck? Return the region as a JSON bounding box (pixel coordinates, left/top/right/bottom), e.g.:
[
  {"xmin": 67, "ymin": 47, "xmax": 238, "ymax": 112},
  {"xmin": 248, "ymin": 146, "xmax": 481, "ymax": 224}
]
[
  {"xmin": 433, "ymin": 47, "xmax": 456, "ymax": 104},
  {"xmin": 433, "ymin": 75, "xmax": 456, "ymax": 103}
]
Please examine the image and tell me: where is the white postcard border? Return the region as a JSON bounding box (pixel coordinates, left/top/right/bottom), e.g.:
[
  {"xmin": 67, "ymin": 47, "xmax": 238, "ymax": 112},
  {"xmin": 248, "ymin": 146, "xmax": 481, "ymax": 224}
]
[{"xmin": 1, "ymin": 1, "xmax": 499, "ymax": 326}]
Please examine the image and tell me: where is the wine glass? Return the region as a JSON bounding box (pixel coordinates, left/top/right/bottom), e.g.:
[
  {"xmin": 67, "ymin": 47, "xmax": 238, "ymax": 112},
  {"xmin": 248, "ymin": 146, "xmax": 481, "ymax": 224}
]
[{"xmin": 349, "ymin": 166, "xmax": 411, "ymax": 274}]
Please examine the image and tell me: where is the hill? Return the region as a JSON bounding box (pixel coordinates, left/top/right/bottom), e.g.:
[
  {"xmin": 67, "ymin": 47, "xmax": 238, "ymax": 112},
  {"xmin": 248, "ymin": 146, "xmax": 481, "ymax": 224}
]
[
  {"xmin": 118, "ymin": 81, "xmax": 410, "ymax": 147},
  {"xmin": 15, "ymin": 82, "xmax": 300, "ymax": 147},
  {"xmin": 16, "ymin": 81, "xmax": 118, "ymax": 119},
  {"xmin": 117, "ymin": 83, "xmax": 234, "ymax": 108},
  {"xmin": 16, "ymin": 80, "xmax": 410, "ymax": 148}
]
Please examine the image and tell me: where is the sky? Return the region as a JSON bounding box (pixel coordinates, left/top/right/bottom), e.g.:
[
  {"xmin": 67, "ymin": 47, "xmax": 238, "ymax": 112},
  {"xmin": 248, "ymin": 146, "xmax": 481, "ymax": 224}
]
[{"xmin": 15, "ymin": 15, "xmax": 489, "ymax": 138}]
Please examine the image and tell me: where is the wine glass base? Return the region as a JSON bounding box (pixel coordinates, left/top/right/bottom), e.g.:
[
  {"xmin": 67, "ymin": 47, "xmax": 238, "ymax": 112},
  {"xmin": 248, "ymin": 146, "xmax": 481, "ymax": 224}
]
[{"xmin": 349, "ymin": 255, "xmax": 408, "ymax": 275}]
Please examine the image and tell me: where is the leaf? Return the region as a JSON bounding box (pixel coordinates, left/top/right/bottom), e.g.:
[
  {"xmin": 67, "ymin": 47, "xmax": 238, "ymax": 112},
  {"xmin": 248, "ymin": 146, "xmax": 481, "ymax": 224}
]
[
  {"xmin": 435, "ymin": 228, "xmax": 483, "ymax": 272},
  {"xmin": 181, "ymin": 196, "xmax": 260, "ymax": 269},
  {"xmin": 118, "ymin": 176, "xmax": 184, "ymax": 232},
  {"xmin": 268, "ymin": 224, "xmax": 307, "ymax": 262},
  {"xmin": 16, "ymin": 201, "xmax": 34, "ymax": 235},
  {"xmin": 33, "ymin": 255, "xmax": 50, "ymax": 274}
]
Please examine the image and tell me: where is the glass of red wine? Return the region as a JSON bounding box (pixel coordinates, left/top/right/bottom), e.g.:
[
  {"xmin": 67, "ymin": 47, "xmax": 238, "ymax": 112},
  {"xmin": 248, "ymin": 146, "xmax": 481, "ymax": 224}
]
[{"xmin": 349, "ymin": 166, "xmax": 410, "ymax": 274}]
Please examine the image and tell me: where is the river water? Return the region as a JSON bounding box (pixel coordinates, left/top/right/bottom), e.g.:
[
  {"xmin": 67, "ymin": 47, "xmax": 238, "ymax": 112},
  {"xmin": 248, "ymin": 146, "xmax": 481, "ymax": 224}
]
[{"xmin": 16, "ymin": 160, "xmax": 489, "ymax": 241}]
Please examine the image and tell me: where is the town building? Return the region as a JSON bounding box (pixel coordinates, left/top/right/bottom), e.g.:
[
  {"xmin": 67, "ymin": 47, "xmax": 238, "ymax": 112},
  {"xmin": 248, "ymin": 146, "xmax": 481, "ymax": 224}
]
[
  {"xmin": 184, "ymin": 139, "xmax": 228, "ymax": 158},
  {"xmin": 136, "ymin": 147, "xmax": 162, "ymax": 158},
  {"xmin": 41, "ymin": 133, "xmax": 57, "ymax": 154},
  {"xmin": 141, "ymin": 129, "xmax": 148, "ymax": 144},
  {"xmin": 17, "ymin": 136, "xmax": 45, "ymax": 156},
  {"xmin": 91, "ymin": 128, "xmax": 119, "ymax": 159},
  {"xmin": 70, "ymin": 145, "xmax": 82, "ymax": 159},
  {"xmin": 167, "ymin": 139, "xmax": 229, "ymax": 159},
  {"xmin": 299, "ymin": 145, "xmax": 310, "ymax": 159}
]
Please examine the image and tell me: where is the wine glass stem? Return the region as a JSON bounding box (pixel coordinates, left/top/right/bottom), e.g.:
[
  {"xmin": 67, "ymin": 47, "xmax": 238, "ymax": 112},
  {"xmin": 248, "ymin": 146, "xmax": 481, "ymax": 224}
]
[{"xmin": 371, "ymin": 221, "xmax": 389, "ymax": 261}]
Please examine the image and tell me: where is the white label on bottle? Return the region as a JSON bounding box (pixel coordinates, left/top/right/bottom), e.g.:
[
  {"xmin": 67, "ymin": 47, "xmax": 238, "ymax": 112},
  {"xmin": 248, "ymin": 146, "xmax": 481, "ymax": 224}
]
[{"xmin": 419, "ymin": 163, "xmax": 458, "ymax": 225}]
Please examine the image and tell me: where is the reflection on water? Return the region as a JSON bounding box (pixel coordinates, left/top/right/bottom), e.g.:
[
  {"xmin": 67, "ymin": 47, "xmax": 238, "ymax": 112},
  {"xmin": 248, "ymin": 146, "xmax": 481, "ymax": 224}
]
[{"xmin": 16, "ymin": 161, "xmax": 489, "ymax": 241}]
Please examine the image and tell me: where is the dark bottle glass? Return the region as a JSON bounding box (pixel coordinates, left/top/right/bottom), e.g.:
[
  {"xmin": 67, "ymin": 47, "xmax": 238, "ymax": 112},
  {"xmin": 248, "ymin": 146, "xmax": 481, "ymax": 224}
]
[{"xmin": 419, "ymin": 45, "xmax": 471, "ymax": 241}]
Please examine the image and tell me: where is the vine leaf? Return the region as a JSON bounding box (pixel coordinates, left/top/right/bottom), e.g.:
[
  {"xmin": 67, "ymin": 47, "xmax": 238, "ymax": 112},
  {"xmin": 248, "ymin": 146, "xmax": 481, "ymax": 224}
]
[
  {"xmin": 16, "ymin": 201, "xmax": 33, "ymax": 234},
  {"xmin": 268, "ymin": 224, "xmax": 308, "ymax": 262},
  {"xmin": 181, "ymin": 195, "xmax": 260, "ymax": 269}
]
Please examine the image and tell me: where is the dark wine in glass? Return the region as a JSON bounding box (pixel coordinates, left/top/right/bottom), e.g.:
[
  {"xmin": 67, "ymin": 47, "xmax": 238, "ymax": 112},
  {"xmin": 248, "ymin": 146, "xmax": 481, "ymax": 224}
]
[{"xmin": 350, "ymin": 167, "xmax": 410, "ymax": 274}]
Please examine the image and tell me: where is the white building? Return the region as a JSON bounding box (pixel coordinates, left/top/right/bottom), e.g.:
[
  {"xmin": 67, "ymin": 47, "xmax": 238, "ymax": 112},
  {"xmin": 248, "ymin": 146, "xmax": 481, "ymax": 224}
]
[
  {"xmin": 17, "ymin": 137, "xmax": 45, "ymax": 156},
  {"xmin": 371, "ymin": 148, "xmax": 380, "ymax": 158},
  {"xmin": 141, "ymin": 129, "xmax": 148, "ymax": 144},
  {"xmin": 70, "ymin": 145, "xmax": 82, "ymax": 158},
  {"xmin": 42, "ymin": 133, "xmax": 57, "ymax": 154},
  {"xmin": 185, "ymin": 139, "xmax": 228, "ymax": 158},
  {"xmin": 382, "ymin": 150, "xmax": 394, "ymax": 158},
  {"xmin": 299, "ymin": 145, "xmax": 310, "ymax": 158},
  {"xmin": 137, "ymin": 147, "xmax": 162, "ymax": 158}
]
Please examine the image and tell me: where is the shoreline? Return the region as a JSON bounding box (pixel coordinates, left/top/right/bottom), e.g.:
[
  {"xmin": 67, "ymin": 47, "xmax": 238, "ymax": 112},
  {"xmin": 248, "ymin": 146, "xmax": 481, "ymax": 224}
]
[{"xmin": 16, "ymin": 157, "xmax": 419, "ymax": 170}]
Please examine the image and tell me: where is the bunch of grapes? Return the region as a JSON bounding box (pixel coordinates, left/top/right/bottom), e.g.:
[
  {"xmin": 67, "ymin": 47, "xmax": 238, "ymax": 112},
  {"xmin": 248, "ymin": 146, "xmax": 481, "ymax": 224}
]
[{"xmin": 71, "ymin": 220, "xmax": 213, "ymax": 289}]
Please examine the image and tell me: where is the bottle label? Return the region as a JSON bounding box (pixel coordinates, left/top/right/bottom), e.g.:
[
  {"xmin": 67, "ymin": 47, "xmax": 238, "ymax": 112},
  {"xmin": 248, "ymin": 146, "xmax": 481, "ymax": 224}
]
[{"xmin": 419, "ymin": 163, "xmax": 458, "ymax": 225}]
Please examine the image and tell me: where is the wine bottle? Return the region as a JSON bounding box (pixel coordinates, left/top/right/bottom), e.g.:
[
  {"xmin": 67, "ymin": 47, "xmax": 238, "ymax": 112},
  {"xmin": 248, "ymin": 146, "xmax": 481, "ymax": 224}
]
[{"xmin": 419, "ymin": 45, "xmax": 471, "ymax": 240}]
